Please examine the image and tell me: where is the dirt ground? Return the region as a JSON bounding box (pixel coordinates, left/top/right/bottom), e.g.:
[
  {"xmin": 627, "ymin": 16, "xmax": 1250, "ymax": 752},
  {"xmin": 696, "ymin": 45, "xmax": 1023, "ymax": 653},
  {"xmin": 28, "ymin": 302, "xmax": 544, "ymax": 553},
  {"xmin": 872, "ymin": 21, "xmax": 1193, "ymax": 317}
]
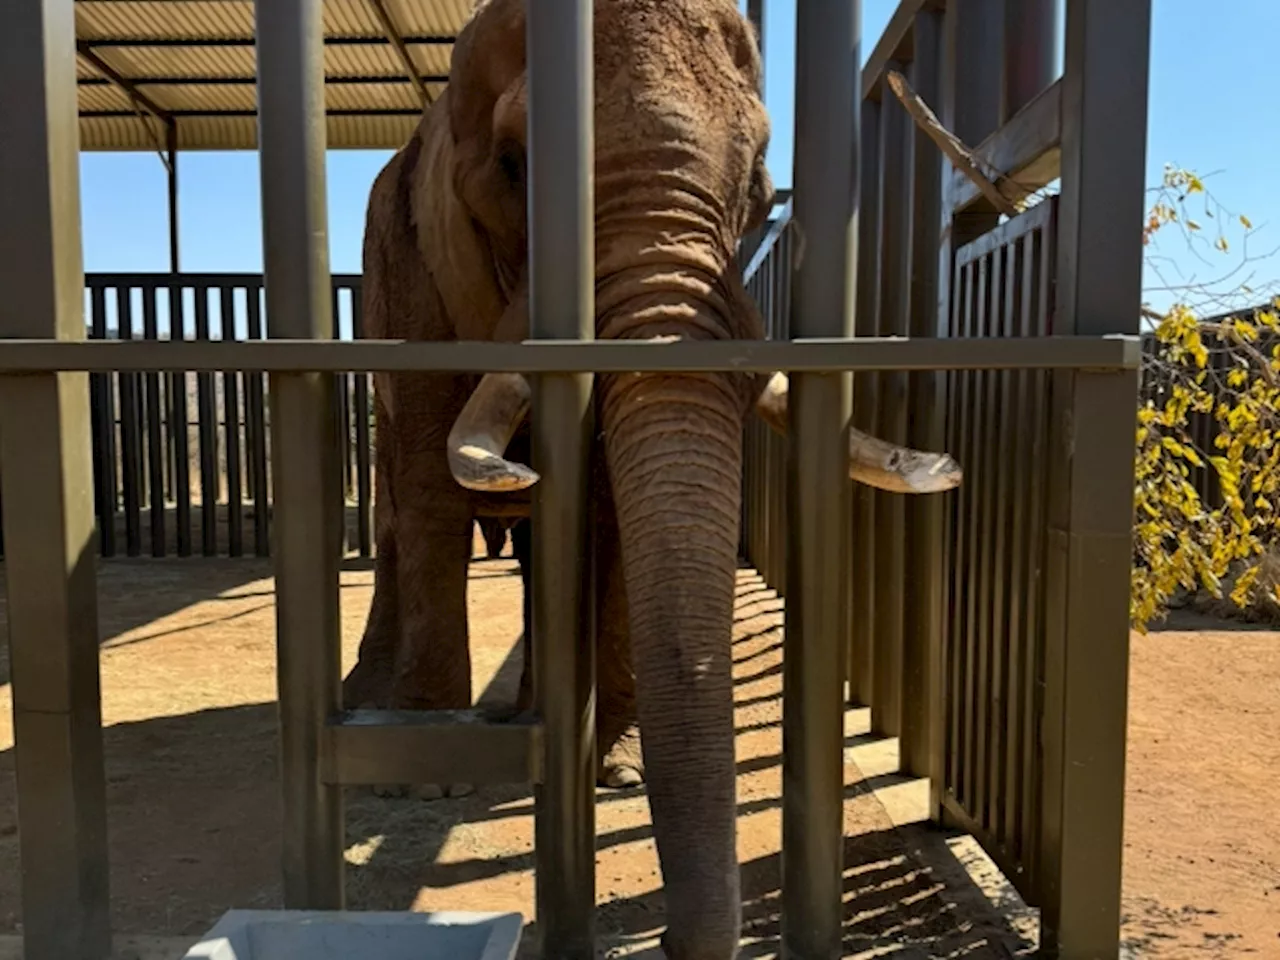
[
  {"xmin": 0, "ymin": 541, "xmax": 1276, "ymax": 957},
  {"xmin": 1122, "ymin": 611, "xmax": 1280, "ymax": 958}
]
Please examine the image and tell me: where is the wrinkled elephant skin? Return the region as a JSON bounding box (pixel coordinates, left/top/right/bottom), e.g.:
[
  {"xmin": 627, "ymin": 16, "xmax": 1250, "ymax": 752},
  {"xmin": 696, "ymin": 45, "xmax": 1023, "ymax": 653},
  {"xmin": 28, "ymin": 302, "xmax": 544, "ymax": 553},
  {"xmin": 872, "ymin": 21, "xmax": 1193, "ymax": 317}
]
[{"xmin": 344, "ymin": 2, "xmax": 777, "ymax": 956}]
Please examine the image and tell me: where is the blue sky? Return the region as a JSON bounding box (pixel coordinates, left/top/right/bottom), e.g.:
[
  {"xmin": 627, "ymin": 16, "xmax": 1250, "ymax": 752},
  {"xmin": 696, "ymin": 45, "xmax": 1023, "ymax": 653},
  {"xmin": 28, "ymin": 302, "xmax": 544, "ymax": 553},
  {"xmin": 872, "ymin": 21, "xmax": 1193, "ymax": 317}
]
[{"xmin": 80, "ymin": 0, "xmax": 1280, "ymax": 316}]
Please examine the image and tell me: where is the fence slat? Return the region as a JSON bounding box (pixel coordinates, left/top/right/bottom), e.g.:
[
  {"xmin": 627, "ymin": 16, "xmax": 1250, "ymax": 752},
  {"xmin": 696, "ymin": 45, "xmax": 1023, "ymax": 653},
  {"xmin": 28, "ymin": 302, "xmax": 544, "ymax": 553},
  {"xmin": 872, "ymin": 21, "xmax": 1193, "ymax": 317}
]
[
  {"xmin": 222, "ymin": 286, "xmax": 244, "ymax": 557},
  {"xmin": 117, "ymin": 286, "xmax": 144, "ymax": 557},
  {"xmin": 194, "ymin": 286, "xmax": 219, "ymax": 556},
  {"xmin": 142, "ymin": 285, "xmax": 167, "ymax": 557},
  {"xmin": 246, "ymin": 284, "xmax": 272, "ymax": 557},
  {"xmin": 170, "ymin": 286, "xmax": 193, "ymax": 557},
  {"xmin": 872, "ymin": 73, "xmax": 909, "ymax": 739},
  {"xmin": 850, "ymin": 95, "xmax": 881, "ymax": 709},
  {"xmin": 89, "ymin": 285, "xmax": 117, "ymax": 558}
]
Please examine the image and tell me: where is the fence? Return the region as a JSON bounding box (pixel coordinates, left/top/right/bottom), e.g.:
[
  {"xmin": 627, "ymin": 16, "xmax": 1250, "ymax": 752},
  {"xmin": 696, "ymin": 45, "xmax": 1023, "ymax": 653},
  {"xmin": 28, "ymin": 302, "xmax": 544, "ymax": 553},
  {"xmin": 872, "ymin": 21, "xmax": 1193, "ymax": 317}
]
[
  {"xmin": 740, "ymin": 1, "xmax": 1150, "ymax": 955},
  {"xmin": 0, "ymin": 1, "xmax": 1149, "ymax": 959},
  {"xmin": 83, "ymin": 273, "xmax": 371, "ymax": 558}
]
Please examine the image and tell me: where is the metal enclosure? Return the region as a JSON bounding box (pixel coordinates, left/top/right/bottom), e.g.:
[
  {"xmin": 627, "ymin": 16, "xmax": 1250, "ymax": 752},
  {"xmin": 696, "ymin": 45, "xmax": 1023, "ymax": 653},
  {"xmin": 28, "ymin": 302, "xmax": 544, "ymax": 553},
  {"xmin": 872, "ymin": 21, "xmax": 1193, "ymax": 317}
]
[{"xmin": 0, "ymin": 1, "xmax": 1150, "ymax": 959}]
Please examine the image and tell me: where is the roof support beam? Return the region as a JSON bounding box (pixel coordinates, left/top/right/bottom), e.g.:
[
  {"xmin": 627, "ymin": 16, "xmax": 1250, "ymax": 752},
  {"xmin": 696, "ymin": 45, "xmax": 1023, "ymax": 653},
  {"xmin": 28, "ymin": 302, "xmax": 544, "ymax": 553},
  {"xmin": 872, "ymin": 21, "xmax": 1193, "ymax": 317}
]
[
  {"xmin": 79, "ymin": 34, "xmax": 454, "ymax": 48},
  {"xmin": 84, "ymin": 108, "xmax": 421, "ymax": 119},
  {"xmin": 78, "ymin": 73, "xmax": 449, "ymax": 87},
  {"xmin": 364, "ymin": 0, "xmax": 432, "ymax": 107},
  {"xmin": 75, "ymin": 41, "xmax": 172, "ymax": 124}
]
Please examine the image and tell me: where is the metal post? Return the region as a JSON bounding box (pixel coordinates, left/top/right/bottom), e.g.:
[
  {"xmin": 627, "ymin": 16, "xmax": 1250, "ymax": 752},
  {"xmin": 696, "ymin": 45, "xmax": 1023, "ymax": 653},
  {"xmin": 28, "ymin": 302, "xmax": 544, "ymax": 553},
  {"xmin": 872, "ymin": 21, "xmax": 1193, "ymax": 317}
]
[
  {"xmin": 1004, "ymin": 0, "xmax": 1061, "ymax": 118},
  {"xmin": 167, "ymin": 123, "xmax": 180, "ymax": 273},
  {"xmin": 871, "ymin": 68, "xmax": 908, "ymax": 741},
  {"xmin": 1040, "ymin": 1, "xmax": 1150, "ymax": 956},
  {"xmin": 849, "ymin": 96, "xmax": 880, "ymax": 710},
  {"xmin": 256, "ymin": 0, "xmax": 345, "ymax": 909},
  {"xmin": 934, "ymin": 0, "xmax": 1009, "ymax": 838},
  {"xmin": 0, "ymin": 0, "xmax": 111, "ymax": 956},
  {"xmin": 528, "ymin": 1, "xmax": 596, "ymax": 957},
  {"xmin": 783, "ymin": 1, "xmax": 858, "ymax": 957},
  {"xmin": 899, "ymin": 8, "xmax": 946, "ymax": 815},
  {"xmin": 739, "ymin": 0, "xmax": 768, "ymax": 267}
]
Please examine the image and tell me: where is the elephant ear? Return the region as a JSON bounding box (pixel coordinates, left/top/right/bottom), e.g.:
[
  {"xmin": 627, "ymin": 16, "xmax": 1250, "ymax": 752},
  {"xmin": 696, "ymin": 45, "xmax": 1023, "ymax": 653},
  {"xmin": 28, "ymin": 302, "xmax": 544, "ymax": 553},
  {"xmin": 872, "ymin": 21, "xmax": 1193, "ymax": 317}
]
[{"xmin": 446, "ymin": 0, "xmax": 528, "ymax": 266}]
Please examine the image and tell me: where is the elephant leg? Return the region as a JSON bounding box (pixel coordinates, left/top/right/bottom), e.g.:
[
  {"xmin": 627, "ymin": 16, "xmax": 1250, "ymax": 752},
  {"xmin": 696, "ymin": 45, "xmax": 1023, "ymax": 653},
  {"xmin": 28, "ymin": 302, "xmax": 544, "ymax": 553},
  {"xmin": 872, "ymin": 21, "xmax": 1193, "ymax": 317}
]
[
  {"xmin": 478, "ymin": 516, "xmax": 510, "ymax": 560},
  {"xmin": 510, "ymin": 517, "xmax": 534, "ymax": 714},
  {"xmin": 343, "ymin": 404, "xmax": 399, "ymax": 709},
  {"xmin": 596, "ymin": 480, "xmax": 644, "ymax": 789},
  {"xmin": 380, "ymin": 466, "xmax": 476, "ymax": 800}
]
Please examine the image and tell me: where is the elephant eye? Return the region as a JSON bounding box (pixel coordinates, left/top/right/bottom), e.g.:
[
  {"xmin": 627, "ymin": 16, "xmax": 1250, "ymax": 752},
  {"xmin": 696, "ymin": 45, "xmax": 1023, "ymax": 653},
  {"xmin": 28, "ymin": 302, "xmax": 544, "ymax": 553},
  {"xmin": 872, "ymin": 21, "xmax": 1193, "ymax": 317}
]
[{"xmin": 496, "ymin": 139, "xmax": 525, "ymax": 187}]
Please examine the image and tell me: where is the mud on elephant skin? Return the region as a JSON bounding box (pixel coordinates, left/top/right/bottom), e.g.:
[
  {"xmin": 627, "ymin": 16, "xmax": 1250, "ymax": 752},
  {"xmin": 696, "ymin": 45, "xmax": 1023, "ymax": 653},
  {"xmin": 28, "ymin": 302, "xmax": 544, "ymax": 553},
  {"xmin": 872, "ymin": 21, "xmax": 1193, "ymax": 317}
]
[{"xmin": 342, "ymin": 1, "xmax": 962, "ymax": 956}]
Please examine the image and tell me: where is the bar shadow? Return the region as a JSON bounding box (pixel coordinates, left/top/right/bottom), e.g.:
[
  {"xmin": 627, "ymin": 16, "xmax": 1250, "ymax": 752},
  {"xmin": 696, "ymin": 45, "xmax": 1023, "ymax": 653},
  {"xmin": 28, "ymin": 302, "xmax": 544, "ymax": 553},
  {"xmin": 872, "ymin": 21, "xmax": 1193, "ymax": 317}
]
[{"xmin": 0, "ymin": 556, "xmax": 288, "ymax": 690}]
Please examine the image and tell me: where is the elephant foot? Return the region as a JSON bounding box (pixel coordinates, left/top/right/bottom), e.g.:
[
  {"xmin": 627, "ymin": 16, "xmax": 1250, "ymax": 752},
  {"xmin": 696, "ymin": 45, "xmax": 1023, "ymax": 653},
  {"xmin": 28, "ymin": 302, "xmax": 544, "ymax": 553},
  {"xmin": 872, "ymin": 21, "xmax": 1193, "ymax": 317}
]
[
  {"xmin": 599, "ymin": 724, "xmax": 644, "ymax": 789},
  {"xmin": 372, "ymin": 782, "xmax": 475, "ymax": 801},
  {"xmin": 341, "ymin": 660, "xmax": 393, "ymax": 711}
]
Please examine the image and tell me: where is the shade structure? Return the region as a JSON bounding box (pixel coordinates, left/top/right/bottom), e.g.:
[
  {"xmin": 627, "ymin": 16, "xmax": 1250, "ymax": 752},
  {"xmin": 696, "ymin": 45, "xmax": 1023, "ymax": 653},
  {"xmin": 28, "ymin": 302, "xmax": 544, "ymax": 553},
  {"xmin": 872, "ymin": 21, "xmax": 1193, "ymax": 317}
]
[{"xmin": 74, "ymin": 0, "xmax": 466, "ymax": 151}]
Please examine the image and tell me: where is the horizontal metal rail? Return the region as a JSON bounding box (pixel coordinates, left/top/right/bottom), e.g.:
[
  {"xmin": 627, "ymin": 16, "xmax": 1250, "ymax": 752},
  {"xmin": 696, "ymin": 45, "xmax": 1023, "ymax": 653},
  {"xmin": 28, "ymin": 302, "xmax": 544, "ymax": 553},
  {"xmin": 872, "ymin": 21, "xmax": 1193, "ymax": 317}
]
[
  {"xmin": 321, "ymin": 709, "xmax": 544, "ymax": 786},
  {"xmin": 0, "ymin": 335, "xmax": 1141, "ymax": 373}
]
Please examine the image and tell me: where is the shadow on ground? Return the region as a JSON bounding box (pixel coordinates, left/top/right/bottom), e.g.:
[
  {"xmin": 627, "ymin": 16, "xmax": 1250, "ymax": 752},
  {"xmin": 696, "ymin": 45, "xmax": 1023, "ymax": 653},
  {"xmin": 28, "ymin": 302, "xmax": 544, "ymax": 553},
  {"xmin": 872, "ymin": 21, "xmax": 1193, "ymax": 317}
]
[{"xmin": 0, "ymin": 559, "xmax": 1033, "ymax": 957}]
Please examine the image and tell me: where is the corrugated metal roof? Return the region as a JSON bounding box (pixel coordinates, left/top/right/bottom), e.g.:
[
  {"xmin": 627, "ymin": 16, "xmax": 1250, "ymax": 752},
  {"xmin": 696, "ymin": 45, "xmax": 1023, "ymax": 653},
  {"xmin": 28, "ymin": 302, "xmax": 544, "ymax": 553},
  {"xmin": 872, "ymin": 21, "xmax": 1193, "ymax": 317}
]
[{"xmin": 75, "ymin": 0, "xmax": 468, "ymax": 151}]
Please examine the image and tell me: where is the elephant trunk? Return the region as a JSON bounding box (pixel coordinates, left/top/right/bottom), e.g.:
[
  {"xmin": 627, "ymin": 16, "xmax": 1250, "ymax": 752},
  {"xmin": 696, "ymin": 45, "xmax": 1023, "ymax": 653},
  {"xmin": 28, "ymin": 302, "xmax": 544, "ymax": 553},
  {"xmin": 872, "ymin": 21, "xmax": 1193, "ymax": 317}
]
[{"xmin": 601, "ymin": 365, "xmax": 744, "ymax": 960}]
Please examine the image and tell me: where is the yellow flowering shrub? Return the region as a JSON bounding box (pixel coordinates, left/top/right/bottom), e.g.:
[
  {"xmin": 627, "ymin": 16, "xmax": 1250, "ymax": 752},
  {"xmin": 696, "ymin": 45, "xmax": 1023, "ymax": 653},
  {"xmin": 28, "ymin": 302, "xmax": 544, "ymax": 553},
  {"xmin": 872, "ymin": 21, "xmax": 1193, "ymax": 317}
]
[{"xmin": 1132, "ymin": 165, "xmax": 1280, "ymax": 630}]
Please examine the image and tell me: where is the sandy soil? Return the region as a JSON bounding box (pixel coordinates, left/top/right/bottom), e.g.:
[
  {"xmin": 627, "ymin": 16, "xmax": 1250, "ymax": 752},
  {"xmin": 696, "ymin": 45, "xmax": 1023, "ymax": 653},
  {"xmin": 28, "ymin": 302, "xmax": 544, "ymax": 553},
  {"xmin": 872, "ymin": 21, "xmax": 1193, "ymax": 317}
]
[
  {"xmin": 1122, "ymin": 611, "xmax": 1280, "ymax": 958},
  {"xmin": 0, "ymin": 545, "xmax": 1275, "ymax": 957}
]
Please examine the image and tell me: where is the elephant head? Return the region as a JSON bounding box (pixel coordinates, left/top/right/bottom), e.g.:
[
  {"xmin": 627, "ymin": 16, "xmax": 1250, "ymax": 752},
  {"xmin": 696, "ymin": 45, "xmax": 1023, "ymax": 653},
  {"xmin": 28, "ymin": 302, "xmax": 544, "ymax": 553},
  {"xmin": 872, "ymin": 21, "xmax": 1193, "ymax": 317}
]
[{"xmin": 436, "ymin": 2, "xmax": 960, "ymax": 956}]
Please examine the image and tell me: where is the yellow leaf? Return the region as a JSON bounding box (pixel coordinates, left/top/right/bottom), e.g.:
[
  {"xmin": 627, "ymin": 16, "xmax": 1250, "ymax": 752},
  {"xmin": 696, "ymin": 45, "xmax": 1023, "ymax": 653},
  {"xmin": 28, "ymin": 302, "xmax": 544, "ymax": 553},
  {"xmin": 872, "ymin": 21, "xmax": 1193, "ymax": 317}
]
[
  {"xmin": 1241, "ymin": 214, "xmax": 1253, "ymax": 229},
  {"xmin": 1187, "ymin": 219, "xmax": 1202, "ymax": 231}
]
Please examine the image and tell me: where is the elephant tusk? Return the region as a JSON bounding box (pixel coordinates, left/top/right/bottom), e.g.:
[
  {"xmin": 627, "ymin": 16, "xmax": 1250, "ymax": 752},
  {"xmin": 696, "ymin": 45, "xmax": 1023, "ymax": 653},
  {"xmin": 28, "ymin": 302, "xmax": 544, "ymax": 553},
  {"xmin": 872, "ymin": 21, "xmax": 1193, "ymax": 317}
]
[
  {"xmin": 448, "ymin": 372, "xmax": 541, "ymax": 492},
  {"xmin": 754, "ymin": 371, "xmax": 964, "ymax": 495}
]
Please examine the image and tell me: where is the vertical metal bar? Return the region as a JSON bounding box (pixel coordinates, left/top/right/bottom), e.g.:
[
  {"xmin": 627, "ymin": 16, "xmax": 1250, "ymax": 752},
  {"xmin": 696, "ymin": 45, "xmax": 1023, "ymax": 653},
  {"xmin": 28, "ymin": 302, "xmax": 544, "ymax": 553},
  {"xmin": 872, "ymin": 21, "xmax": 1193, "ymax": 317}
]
[
  {"xmin": 1023, "ymin": 226, "xmax": 1053, "ymax": 890},
  {"xmin": 871, "ymin": 68, "xmax": 908, "ymax": 741},
  {"xmin": 256, "ymin": 0, "xmax": 345, "ymax": 909},
  {"xmin": 1040, "ymin": 1, "xmax": 1150, "ymax": 954},
  {"xmin": 1004, "ymin": 0, "xmax": 1061, "ymax": 119},
  {"xmin": 167, "ymin": 123, "xmax": 180, "ymax": 274},
  {"xmin": 960, "ymin": 257, "xmax": 986, "ymax": 810},
  {"xmin": 222, "ymin": 287, "xmax": 244, "ymax": 557},
  {"xmin": 782, "ymin": 2, "xmax": 858, "ymax": 957},
  {"xmin": 528, "ymin": 1, "xmax": 596, "ymax": 955},
  {"xmin": 1005, "ymin": 228, "xmax": 1039, "ymax": 861},
  {"xmin": 333, "ymin": 285, "xmax": 352, "ymax": 556},
  {"xmin": 247, "ymin": 285, "xmax": 272, "ymax": 557},
  {"xmin": 973, "ymin": 247, "xmax": 1003, "ymax": 827},
  {"xmin": 142, "ymin": 285, "xmax": 167, "ymax": 556},
  {"xmin": 352, "ymin": 290, "xmax": 373, "ymax": 557},
  {"xmin": 0, "ymin": 0, "xmax": 112, "ymax": 952},
  {"xmin": 944, "ymin": 260, "xmax": 972, "ymax": 801},
  {"xmin": 740, "ymin": 0, "xmax": 767, "ymax": 265},
  {"xmin": 169, "ymin": 284, "xmax": 193, "ymax": 557},
  {"xmin": 89, "ymin": 285, "xmax": 118, "ymax": 557},
  {"xmin": 117, "ymin": 287, "xmax": 144, "ymax": 556},
  {"xmin": 849, "ymin": 96, "xmax": 880, "ymax": 709},
  {"xmin": 899, "ymin": 9, "xmax": 946, "ymax": 816},
  {"xmin": 194, "ymin": 286, "xmax": 219, "ymax": 555},
  {"xmin": 986, "ymin": 240, "xmax": 1018, "ymax": 836}
]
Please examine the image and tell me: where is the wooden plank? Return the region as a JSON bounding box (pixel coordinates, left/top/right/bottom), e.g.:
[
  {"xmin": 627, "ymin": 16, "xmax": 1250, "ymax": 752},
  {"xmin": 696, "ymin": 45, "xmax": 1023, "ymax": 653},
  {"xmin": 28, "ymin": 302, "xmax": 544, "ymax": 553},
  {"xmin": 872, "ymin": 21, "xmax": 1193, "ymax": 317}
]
[{"xmin": 951, "ymin": 80, "xmax": 1062, "ymax": 214}]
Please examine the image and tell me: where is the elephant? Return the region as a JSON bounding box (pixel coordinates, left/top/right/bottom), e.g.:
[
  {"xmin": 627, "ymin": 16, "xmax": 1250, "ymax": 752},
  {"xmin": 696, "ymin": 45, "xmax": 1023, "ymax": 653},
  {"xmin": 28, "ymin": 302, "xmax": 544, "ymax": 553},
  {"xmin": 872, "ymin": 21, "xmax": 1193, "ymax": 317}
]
[
  {"xmin": 338, "ymin": 1, "xmax": 961, "ymax": 955},
  {"xmin": 475, "ymin": 516, "xmax": 516, "ymax": 560}
]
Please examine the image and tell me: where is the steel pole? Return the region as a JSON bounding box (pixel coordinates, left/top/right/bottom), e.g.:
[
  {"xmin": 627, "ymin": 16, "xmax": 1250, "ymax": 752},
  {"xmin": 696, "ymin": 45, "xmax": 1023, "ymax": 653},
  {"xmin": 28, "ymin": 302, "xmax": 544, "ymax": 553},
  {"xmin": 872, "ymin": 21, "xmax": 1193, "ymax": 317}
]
[
  {"xmin": 0, "ymin": 0, "xmax": 111, "ymax": 955},
  {"xmin": 783, "ymin": 1, "xmax": 859, "ymax": 957},
  {"xmin": 528, "ymin": 0, "xmax": 597, "ymax": 956},
  {"xmin": 255, "ymin": 0, "xmax": 345, "ymax": 909}
]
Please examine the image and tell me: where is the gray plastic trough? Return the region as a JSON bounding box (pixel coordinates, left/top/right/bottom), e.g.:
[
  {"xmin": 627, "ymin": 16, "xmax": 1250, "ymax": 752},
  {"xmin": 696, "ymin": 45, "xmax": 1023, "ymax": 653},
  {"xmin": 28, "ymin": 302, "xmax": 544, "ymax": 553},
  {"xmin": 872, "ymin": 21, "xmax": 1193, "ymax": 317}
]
[{"xmin": 180, "ymin": 909, "xmax": 524, "ymax": 960}]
